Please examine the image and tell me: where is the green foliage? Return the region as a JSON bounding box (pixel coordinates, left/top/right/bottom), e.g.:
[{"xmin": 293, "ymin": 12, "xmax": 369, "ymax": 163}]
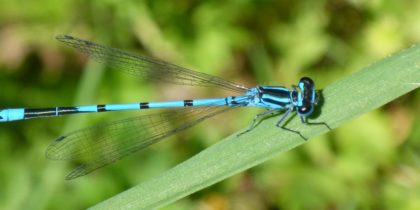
[{"xmin": 0, "ymin": 1, "xmax": 419, "ymax": 210}]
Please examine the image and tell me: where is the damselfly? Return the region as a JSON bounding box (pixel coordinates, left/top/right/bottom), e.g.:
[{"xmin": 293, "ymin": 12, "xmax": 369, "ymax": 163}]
[{"xmin": 0, "ymin": 35, "xmax": 329, "ymax": 180}]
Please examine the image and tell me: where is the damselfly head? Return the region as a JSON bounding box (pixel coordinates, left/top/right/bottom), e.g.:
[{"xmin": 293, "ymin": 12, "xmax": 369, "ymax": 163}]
[{"xmin": 296, "ymin": 77, "xmax": 316, "ymax": 116}]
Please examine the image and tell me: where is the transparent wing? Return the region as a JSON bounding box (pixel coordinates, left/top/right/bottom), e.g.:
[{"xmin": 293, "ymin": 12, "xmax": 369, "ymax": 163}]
[
  {"xmin": 56, "ymin": 35, "xmax": 248, "ymax": 93},
  {"xmin": 46, "ymin": 105, "xmax": 241, "ymax": 180}
]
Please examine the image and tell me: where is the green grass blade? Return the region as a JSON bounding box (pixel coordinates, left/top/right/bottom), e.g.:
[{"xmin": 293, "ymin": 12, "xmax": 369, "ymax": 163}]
[{"xmin": 90, "ymin": 45, "xmax": 420, "ymax": 210}]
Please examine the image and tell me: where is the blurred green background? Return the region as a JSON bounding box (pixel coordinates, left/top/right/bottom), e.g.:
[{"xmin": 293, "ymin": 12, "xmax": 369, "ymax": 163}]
[{"xmin": 0, "ymin": 0, "xmax": 419, "ymax": 209}]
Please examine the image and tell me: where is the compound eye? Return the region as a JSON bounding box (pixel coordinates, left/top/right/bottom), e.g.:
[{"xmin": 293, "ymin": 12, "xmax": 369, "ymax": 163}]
[
  {"xmin": 299, "ymin": 77, "xmax": 314, "ymax": 87},
  {"xmin": 298, "ymin": 105, "xmax": 314, "ymax": 116}
]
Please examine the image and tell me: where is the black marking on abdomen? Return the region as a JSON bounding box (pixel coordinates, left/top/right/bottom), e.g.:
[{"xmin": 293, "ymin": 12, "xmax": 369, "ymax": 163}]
[
  {"xmin": 57, "ymin": 107, "xmax": 79, "ymax": 115},
  {"xmin": 231, "ymin": 96, "xmax": 239, "ymax": 105},
  {"xmin": 140, "ymin": 102, "xmax": 149, "ymax": 109},
  {"xmin": 97, "ymin": 105, "xmax": 106, "ymax": 112},
  {"xmin": 24, "ymin": 108, "xmax": 57, "ymax": 119},
  {"xmin": 184, "ymin": 100, "xmax": 193, "ymax": 107}
]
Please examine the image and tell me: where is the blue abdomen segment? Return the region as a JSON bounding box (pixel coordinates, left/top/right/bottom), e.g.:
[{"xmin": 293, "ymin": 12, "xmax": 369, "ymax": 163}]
[
  {"xmin": 0, "ymin": 108, "xmax": 25, "ymax": 122},
  {"xmin": 0, "ymin": 96, "xmax": 248, "ymax": 122}
]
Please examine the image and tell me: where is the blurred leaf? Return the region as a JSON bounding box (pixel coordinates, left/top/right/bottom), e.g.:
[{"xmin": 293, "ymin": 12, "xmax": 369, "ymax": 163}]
[{"xmin": 89, "ymin": 44, "xmax": 420, "ymax": 209}]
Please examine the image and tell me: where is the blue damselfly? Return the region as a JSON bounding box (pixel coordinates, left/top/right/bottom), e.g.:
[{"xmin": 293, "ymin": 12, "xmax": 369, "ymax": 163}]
[{"xmin": 0, "ymin": 35, "xmax": 329, "ymax": 179}]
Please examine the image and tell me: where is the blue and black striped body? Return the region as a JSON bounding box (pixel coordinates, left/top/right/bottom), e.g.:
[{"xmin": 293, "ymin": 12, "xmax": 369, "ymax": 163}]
[
  {"xmin": 0, "ymin": 35, "xmax": 328, "ymax": 180},
  {"xmin": 247, "ymin": 86, "xmax": 294, "ymax": 109},
  {"xmin": 0, "ymin": 86, "xmax": 298, "ymax": 122}
]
